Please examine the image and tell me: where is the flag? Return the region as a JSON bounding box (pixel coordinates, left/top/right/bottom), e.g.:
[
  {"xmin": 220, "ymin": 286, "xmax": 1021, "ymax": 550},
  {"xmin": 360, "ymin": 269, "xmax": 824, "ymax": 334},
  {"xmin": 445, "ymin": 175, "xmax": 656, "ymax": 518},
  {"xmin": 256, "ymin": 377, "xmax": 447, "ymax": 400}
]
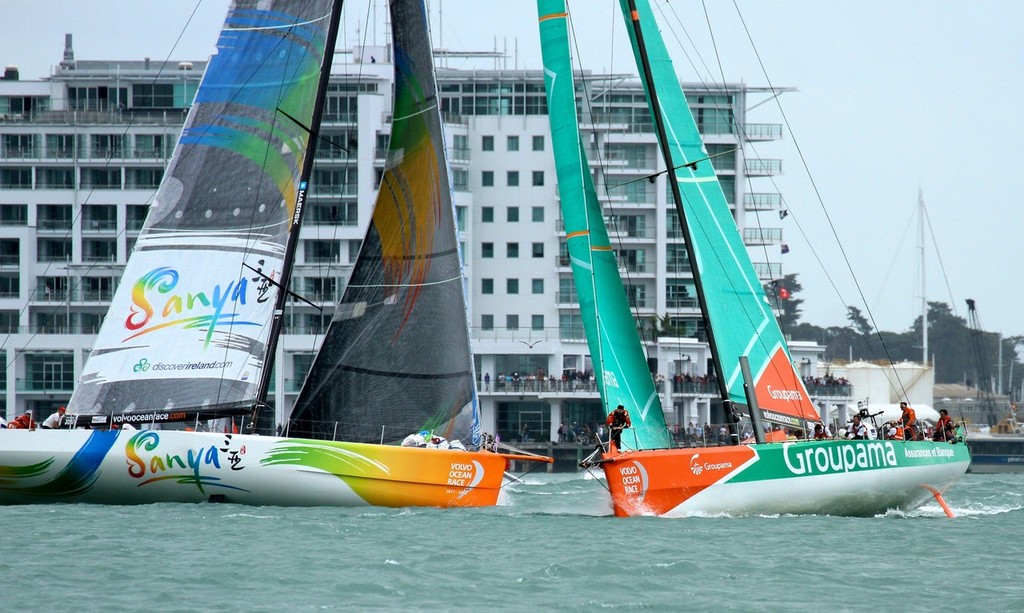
[{"xmin": 779, "ymin": 209, "xmax": 789, "ymax": 219}]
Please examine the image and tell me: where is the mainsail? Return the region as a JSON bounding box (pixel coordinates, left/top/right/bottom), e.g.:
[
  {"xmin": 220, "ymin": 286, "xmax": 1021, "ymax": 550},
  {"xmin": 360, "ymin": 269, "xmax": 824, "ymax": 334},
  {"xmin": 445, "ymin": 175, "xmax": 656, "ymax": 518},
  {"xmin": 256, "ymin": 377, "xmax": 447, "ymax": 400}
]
[
  {"xmin": 537, "ymin": 1, "xmax": 671, "ymax": 450},
  {"xmin": 289, "ymin": 0, "xmax": 481, "ymax": 447},
  {"xmin": 67, "ymin": 0, "xmax": 343, "ymax": 425},
  {"xmin": 617, "ymin": 0, "xmax": 819, "ymax": 428}
]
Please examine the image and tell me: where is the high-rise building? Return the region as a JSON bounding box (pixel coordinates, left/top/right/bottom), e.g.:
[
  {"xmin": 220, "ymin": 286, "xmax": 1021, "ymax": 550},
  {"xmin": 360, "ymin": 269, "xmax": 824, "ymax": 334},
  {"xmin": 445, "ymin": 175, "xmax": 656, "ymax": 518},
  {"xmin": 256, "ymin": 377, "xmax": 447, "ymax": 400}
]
[{"xmin": 0, "ymin": 39, "xmax": 838, "ymax": 441}]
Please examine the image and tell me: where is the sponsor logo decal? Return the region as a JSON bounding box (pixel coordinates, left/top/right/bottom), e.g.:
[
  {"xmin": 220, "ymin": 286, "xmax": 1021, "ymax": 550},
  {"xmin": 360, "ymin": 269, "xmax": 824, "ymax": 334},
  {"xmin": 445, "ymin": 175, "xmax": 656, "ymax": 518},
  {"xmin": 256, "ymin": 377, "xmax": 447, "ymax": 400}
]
[
  {"xmin": 904, "ymin": 446, "xmax": 956, "ymax": 459},
  {"xmin": 125, "ymin": 432, "xmax": 248, "ymax": 494},
  {"xmin": 689, "ymin": 453, "xmax": 734, "ymax": 475},
  {"xmin": 131, "ymin": 357, "xmax": 234, "ymax": 375},
  {"xmin": 783, "ymin": 441, "xmax": 898, "ymax": 476},
  {"xmin": 124, "ymin": 267, "xmax": 259, "ymax": 348},
  {"xmin": 450, "ymin": 460, "xmax": 485, "ymax": 499},
  {"xmin": 766, "ymin": 385, "xmax": 803, "ymax": 401},
  {"xmin": 618, "ymin": 461, "xmax": 648, "ymax": 500}
]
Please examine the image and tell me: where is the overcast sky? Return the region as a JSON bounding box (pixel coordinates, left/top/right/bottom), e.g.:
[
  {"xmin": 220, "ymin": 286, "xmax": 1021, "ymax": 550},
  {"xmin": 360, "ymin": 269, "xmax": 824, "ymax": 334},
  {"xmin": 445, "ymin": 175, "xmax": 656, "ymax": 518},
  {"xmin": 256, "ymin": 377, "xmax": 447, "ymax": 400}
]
[{"xmin": 4, "ymin": 1, "xmax": 1022, "ymax": 339}]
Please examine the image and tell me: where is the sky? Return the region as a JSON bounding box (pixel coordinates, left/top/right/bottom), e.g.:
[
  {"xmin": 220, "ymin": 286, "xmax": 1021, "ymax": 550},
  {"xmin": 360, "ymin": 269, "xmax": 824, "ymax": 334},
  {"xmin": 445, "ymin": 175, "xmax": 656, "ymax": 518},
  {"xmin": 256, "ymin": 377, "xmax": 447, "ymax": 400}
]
[{"xmin": 3, "ymin": 0, "xmax": 1022, "ymax": 338}]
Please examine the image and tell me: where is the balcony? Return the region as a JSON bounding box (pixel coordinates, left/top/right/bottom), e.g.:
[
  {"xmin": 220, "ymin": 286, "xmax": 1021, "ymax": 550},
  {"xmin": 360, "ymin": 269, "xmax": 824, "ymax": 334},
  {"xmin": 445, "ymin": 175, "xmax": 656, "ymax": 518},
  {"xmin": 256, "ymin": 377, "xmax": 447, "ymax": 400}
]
[
  {"xmin": 743, "ymin": 227, "xmax": 782, "ymax": 246},
  {"xmin": 744, "ymin": 192, "xmax": 781, "ymax": 211},
  {"xmin": 744, "ymin": 158, "xmax": 782, "ymax": 177},
  {"xmin": 741, "ymin": 123, "xmax": 783, "ymax": 141}
]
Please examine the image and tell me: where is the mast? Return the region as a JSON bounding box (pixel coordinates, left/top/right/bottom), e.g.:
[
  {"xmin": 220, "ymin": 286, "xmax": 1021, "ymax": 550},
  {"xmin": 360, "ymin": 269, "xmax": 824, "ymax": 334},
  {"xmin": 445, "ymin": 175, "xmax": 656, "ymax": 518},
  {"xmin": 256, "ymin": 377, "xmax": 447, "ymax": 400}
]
[
  {"xmin": 919, "ymin": 189, "xmax": 928, "ymax": 364},
  {"xmin": 254, "ymin": 1, "xmax": 346, "ymax": 417},
  {"xmin": 621, "ymin": 0, "xmax": 731, "ymax": 407}
]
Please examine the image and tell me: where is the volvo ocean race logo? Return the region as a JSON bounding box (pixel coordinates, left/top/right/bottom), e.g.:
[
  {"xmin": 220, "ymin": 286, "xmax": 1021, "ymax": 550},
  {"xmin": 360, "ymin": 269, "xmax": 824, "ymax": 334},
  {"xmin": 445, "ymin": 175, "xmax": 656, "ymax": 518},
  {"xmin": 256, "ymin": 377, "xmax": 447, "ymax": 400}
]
[
  {"xmin": 618, "ymin": 461, "xmax": 649, "ymax": 500},
  {"xmin": 451, "ymin": 460, "xmax": 486, "ymax": 499},
  {"xmin": 783, "ymin": 441, "xmax": 898, "ymax": 475}
]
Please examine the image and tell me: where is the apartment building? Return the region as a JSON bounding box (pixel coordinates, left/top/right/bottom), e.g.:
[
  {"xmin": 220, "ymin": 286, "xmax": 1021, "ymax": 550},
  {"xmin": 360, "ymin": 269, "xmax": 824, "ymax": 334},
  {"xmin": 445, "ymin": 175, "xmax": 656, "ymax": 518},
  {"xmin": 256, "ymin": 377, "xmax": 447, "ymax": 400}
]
[{"xmin": 0, "ymin": 40, "xmax": 843, "ymax": 440}]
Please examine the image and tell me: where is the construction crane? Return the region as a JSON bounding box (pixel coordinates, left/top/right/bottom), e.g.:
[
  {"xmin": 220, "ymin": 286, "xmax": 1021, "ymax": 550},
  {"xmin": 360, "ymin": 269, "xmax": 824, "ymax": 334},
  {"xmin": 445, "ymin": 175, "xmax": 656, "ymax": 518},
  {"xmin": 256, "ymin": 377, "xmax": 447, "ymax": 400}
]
[{"xmin": 965, "ymin": 298, "xmax": 997, "ymax": 424}]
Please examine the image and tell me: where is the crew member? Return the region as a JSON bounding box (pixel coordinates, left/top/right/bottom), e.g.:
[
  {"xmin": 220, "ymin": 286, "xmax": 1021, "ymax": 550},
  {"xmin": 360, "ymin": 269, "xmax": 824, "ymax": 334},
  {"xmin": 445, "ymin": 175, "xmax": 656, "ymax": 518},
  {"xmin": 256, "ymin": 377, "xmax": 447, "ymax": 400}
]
[
  {"xmin": 846, "ymin": 414, "xmax": 867, "ymax": 440},
  {"xmin": 899, "ymin": 401, "xmax": 918, "ymax": 441},
  {"xmin": 40, "ymin": 406, "xmax": 66, "ymax": 429},
  {"xmin": 933, "ymin": 409, "xmax": 955, "ymax": 442},
  {"xmin": 813, "ymin": 422, "xmax": 831, "ymax": 440},
  {"xmin": 606, "ymin": 404, "xmax": 632, "ymax": 452}
]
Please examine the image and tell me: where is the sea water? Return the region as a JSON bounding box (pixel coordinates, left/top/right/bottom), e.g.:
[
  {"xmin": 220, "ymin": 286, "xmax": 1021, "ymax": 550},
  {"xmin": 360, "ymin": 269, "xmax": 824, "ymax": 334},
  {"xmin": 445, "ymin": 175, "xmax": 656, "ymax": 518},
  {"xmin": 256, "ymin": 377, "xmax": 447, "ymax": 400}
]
[{"xmin": 2, "ymin": 472, "xmax": 1021, "ymax": 612}]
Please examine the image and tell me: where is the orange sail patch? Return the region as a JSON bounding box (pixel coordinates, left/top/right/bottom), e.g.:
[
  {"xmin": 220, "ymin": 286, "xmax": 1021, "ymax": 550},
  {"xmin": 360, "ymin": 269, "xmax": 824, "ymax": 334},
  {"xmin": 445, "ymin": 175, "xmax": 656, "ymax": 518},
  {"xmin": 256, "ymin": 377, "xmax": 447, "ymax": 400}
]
[{"xmin": 753, "ymin": 347, "xmax": 819, "ymax": 423}]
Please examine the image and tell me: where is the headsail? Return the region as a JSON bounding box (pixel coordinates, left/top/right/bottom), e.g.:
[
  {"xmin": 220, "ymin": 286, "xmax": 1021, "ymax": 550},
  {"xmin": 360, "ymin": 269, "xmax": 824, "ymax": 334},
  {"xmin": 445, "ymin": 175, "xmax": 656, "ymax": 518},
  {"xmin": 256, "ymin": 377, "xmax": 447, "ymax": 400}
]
[
  {"xmin": 289, "ymin": 0, "xmax": 481, "ymax": 447},
  {"xmin": 618, "ymin": 0, "xmax": 819, "ymax": 427},
  {"xmin": 537, "ymin": 1, "xmax": 671, "ymax": 450},
  {"xmin": 67, "ymin": 0, "xmax": 342, "ymax": 426}
]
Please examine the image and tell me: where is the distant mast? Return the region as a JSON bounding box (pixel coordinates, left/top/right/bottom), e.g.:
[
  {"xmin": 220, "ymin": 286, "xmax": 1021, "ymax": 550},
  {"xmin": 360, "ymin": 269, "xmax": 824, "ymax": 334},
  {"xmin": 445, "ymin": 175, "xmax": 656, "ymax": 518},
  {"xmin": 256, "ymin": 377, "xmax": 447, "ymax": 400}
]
[{"xmin": 919, "ymin": 189, "xmax": 928, "ymax": 364}]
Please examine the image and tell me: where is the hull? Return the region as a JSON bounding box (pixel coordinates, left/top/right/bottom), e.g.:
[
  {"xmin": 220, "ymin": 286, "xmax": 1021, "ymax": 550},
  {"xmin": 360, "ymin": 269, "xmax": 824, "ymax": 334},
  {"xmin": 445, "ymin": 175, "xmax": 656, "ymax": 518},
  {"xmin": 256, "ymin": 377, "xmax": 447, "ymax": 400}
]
[
  {"xmin": 600, "ymin": 439, "xmax": 970, "ymax": 517},
  {"xmin": 0, "ymin": 430, "xmax": 515, "ymax": 507}
]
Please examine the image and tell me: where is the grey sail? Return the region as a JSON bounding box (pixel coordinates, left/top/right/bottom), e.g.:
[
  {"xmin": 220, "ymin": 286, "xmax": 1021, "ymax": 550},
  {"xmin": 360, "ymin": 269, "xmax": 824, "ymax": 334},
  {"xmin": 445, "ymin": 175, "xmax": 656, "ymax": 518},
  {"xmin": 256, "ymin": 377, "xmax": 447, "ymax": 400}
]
[{"xmin": 290, "ymin": 0, "xmax": 481, "ymax": 447}]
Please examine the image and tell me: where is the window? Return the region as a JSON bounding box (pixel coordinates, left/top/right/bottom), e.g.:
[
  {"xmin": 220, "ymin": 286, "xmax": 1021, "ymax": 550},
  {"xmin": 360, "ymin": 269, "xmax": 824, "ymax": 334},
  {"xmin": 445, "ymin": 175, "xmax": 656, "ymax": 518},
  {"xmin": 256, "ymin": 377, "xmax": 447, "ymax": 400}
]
[
  {"xmin": 481, "ymin": 170, "xmax": 494, "ymax": 187},
  {"xmin": 133, "ymin": 83, "xmax": 175, "ymax": 109},
  {"xmin": 506, "ymin": 314, "xmax": 519, "ymax": 330},
  {"xmin": 481, "ymin": 242, "xmax": 494, "ymax": 258},
  {"xmin": 481, "ymin": 314, "xmax": 494, "ymax": 330},
  {"xmin": 83, "ymin": 239, "xmax": 117, "ymax": 262},
  {"xmin": 36, "ymin": 238, "xmax": 71, "ymax": 262},
  {"xmin": 304, "ymin": 240, "xmax": 340, "ymax": 263},
  {"xmin": 452, "ymin": 134, "xmax": 469, "ymax": 160},
  {"xmin": 507, "ymin": 135, "xmax": 519, "ymax": 151},
  {"xmin": 38, "ymin": 168, "xmax": 74, "ymax": 189},
  {"xmin": 532, "ymin": 135, "xmax": 545, "ymax": 151},
  {"xmin": 348, "ymin": 239, "xmax": 362, "ymax": 263},
  {"xmin": 532, "ymin": 171, "xmax": 544, "ymax": 186},
  {"xmin": 507, "ymin": 171, "xmax": 519, "ymax": 187},
  {"xmin": 507, "ymin": 207, "xmax": 519, "ymax": 222},
  {"xmin": 482, "ymin": 135, "xmax": 494, "ymax": 151},
  {"xmin": 0, "ymin": 204, "xmax": 27, "ymax": 226},
  {"xmin": 506, "ymin": 279, "xmax": 519, "ymax": 294},
  {"xmin": 456, "ymin": 206, "xmax": 467, "ymax": 232},
  {"xmin": 532, "ymin": 242, "xmax": 544, "ymax": 258},
  {"xmin": 506, "ymin": 242, "xmax": 519, "ymax": 258},
  {"xmin": 452, "ymin": 168, "xmax": 468, "ymax": 191},
  {"xmin": 0, "ymin": 168, "xmax": 32, "ymax": 189},
  {"xmin": 482, "ymin": 278, "xmax": 494, "ymax": 294},
  {"xmin": 532, "ymin": 314, "xmax": 544, "ymax": 331},
  {"xmin": 481, "ymin": 206, "xmax": 494, "ymax": 222},
  {"xmin": 80, "ymin": 168, "xmax": 121, "ymax": 189},
  {"xmin": 532, "ymin": 278, "xmax": 544, "ymax": 294},
  {"xmin": 531, "ymin": 206, "xmax": 544, "ymax": 222}
]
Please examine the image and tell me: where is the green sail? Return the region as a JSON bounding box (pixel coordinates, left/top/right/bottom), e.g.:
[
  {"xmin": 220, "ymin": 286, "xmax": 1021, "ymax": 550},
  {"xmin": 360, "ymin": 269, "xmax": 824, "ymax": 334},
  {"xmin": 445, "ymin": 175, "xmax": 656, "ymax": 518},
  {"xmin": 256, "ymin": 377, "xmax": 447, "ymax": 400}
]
[
  {"xmin": 617, "ymin": 0, "xmax": 818, "ymax": 425},
  {"xmin": 537, "ymin": 0, "xmax": 671, "ymax": 450}
]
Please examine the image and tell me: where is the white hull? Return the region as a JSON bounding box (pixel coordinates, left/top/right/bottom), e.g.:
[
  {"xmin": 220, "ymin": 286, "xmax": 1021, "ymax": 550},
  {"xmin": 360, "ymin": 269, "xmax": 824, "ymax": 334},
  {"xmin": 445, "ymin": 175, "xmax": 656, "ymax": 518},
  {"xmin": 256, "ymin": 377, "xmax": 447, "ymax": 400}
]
[{"xmin": 0, "ymin": 429, "xmax": 519, "ymax": 507}]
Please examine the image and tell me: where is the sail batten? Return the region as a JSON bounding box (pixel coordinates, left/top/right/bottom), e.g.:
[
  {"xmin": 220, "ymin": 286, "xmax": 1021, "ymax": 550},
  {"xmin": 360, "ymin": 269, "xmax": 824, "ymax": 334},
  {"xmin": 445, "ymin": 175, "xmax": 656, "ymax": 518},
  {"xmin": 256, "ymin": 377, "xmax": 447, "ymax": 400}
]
[{"xmin": 67, "ymin": 1, "xmax": 342, "ymax": 426}]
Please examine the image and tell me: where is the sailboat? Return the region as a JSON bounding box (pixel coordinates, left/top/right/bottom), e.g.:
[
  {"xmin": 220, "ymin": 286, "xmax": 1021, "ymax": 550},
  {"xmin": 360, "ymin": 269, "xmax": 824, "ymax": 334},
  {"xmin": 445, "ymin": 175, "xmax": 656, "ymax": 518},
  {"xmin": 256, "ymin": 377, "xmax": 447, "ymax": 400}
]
[
  {"xmin": 537, "ymin": 0, "xmax": 969, "ymax": 517},
  {"xmin": 0, "ymin": 0, "xmax": 547, "ymax": 507}
]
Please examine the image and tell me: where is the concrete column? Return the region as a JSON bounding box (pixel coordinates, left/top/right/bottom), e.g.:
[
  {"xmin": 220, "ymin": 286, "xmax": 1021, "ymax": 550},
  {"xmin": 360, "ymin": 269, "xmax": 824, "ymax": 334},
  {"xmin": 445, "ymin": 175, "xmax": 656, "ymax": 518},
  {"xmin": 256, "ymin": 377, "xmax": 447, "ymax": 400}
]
[{"xmin": 549, "ymin": 400, "xmax": 562, "ymax": 442}]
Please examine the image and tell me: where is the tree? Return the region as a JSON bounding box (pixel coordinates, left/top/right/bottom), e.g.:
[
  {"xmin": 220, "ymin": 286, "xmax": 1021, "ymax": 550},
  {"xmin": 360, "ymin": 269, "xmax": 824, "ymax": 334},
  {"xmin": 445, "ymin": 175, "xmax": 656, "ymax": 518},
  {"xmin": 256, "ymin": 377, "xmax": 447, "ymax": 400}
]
[
  {"xmin": 764, "ymin": 273, "xmax": 804, "ymax": 329},
  {"xmin": 846, "ymin": 306, "xmax": 873, "ymax": 336}
]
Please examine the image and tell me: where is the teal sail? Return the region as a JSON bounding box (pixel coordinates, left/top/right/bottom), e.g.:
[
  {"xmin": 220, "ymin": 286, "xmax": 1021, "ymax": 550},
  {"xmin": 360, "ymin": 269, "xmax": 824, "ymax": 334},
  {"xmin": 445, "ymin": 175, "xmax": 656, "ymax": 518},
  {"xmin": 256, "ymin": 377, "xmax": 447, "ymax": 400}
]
[
  {"xmin": 616, "ymin": 0, "xmax": 819, "ymax": 426},
  {"xmin": 537, "ymin": 0, "xmax": 671, "ymax": 451}
]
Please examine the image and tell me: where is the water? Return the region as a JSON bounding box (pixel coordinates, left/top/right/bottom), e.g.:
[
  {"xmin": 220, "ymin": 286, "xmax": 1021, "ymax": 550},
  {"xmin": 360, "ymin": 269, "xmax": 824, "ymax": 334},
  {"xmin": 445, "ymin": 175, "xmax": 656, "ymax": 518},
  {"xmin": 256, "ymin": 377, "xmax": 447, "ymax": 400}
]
[{"xmin": 2, "ymin": 472, "xmax": 1022, "ymax": 612}]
